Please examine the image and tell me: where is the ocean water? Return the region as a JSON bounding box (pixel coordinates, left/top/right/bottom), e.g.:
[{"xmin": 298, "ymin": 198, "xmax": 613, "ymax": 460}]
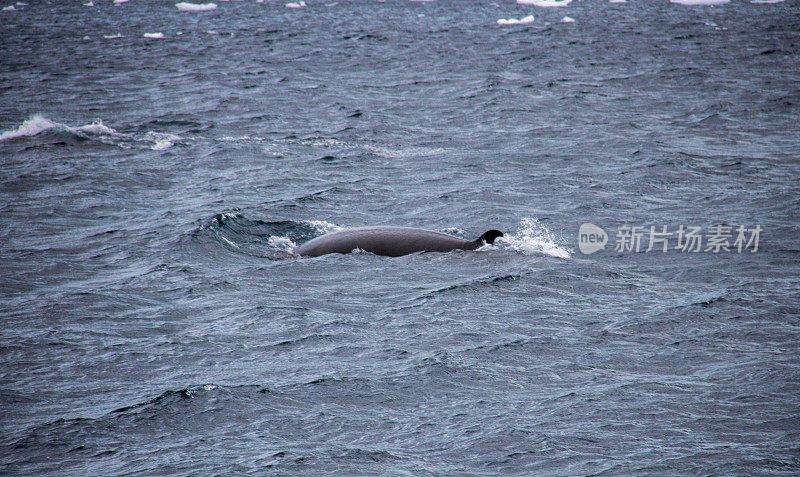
[{"xmin": 1, "ymin": 0, "xmax": 799, "ymax": 474}]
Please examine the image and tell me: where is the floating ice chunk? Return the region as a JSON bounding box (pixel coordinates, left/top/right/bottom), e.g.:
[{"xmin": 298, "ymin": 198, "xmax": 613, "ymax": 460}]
[
  {"xmin": 560, "ymin": 15, "xmax": 575, "ymax": 22},
  {"xmin": 103, "ymin": 33, "xmax": 123, "ymax": 39},
  {"xmin": 143, "ymin": 32, "xmax": 165, "ymax": 39},
  {"xmin": 84, "ymin": 1, "xmax": 94, "ymax": 5},
  {"xmin": 517, "ymin": 0, "xmax": 571, "ymax": 6},
  {"xmin": 16, "ymin": 2, "xmax": 27, "ymax": 4},
  {"xmin": 750, "ymin": 0, "xmax": 783, "ymax": 3},
  {"xmin": 285, "ymin": 1, "xmax": 305, "ymax": 7},
  {"xmin": 114, "ymin": 0, "xmax": 129, "ymax": 3},
  {"xmin": 670, "ymin": 0, "xmax": 729, "ymax": 4},
  {"xmin": 83, "ymin": 35, "xmax": 91, "ymax": 40},
  {"xmin": 497, "ymin": 14, "xmax": 535, "ymax": 25},
  {"xmin": 175, "ymin": 2, "xmax": 217, "ymax": 11},
  {"xmin": 2, "ymin": 5, "xmax": 15, "ymax": 10},
  {"xmin": 609, "ymin": 0, "xmax": 626, "ymax": 3}
]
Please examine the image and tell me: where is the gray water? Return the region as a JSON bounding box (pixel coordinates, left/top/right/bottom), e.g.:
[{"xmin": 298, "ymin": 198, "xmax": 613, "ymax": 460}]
[{"xmin": 1, "ymin": 0, "xmax": 799, "ymax": 474}]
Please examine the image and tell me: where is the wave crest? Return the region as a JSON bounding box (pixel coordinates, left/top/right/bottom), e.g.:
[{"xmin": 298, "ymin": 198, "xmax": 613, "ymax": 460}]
[{"xmin": 0, "ymin": 114, "xmax": 181, "ymax": 150}]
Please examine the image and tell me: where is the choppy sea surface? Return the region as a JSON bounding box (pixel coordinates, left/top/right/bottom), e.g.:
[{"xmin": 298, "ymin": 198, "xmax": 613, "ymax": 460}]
[{"xmin": 1, "ymin": 0, "xmax": 799, "ymax": 474}]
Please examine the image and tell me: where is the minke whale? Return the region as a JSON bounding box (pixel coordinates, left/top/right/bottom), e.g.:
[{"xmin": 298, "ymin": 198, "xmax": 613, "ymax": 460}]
[{"xmin": 295, "ymin": 227, "xmax": 504, "ymax": 258}]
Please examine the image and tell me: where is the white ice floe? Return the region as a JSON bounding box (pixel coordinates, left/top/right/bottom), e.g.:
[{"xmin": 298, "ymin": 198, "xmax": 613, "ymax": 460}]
[
  {"xmin": 609, "ymin": 0, "xmax": 626, "ymax": 3},
  {"xmin": 560, "ymin": 16, "xmax": 575, "ymax": 22},
  {"xmin": 516, "ymin": 0, "xmax": 570, "ymax": 6},
  {"xmin": 114, "ymin": 0, "xmax": 128, "ymax": 3},
  {"xmin": 750, "ymin": 0, "xmax": 783, "ymax": 3},
  {"xmin": 175, "ymin": 2, "xmax": 217, "ymax": 11},
  {"xmin": 285, "ymin": 1, "xmax": 305, "ymax": 7},
  {"xmin": 670, "ymin": 0, "xmax": 729, "ymax": 4},
  {"xmin": 143, "ymin": 32, "xmax": 165, "ymax": 39},
  {"xmin": 103, "ymin": 33, "xmax": 123, "ymax": 39},
  {"xmin": 497, "ymin": 14, "xmax": 534, "ymax": 25},
  {"xmin": 2, "ymin": 5, "xmax": 16, "ymax": 10},
  {"xmin": 84, "ymin": 1, "xmax": 94, "ymax": 5}
]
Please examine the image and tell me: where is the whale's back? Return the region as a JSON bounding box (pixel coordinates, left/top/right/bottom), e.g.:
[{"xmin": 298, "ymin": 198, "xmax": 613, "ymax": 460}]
[{"xmin": 296, "ymin": 227, "xmax": 476, "ymax": 257}]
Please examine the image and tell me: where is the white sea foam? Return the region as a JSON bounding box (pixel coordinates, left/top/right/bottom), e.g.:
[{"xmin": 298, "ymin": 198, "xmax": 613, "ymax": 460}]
[
  {"xmin": 750, "ymin": 0, "xmax": 783, "ymax": 3},
  {"xmin": 176, "ymin": 2, "xmax": 217, "ymax": 11},
  {"xmin": 609, "ymin": 0, "xmax": 626, "ymax": 3},
  {"xmin": 0, "ymin": 115, "xmax": 181, "ymax": 150},
  {"xmin": 268, "ymin": 236, "xmax": 297, "ymax": 253},
  {"xmin": 144, "ymin": 131, "xmax": 181, "ymax": 150},
  {"xmin": 219, "ymin": 136, "xmax": 266, "ymax": 142},
  {"xmin": 84, "ymin": 1, "xmax": 93, "ymax": 5},
  {"xmin": 75, "ymin": 120, "xmax": 117, "ymax": 136},
  {"xmin": 517, "ymin": 0, "xmax": 571, "ymax": 6},
  {"xmin": 307, "ymin": 138, "xmax": 445, "ymax": 159},
  {"xmin": 285, "ymin": 1, "xmax": 305, "ymax": 7},
  {"xmin": 497, "ymin": 217, "xmax": 572, "ymax": 259},
  {"xmin": 440, "ymin": 227, "xmax": 465, "ymax": 236},
  {"xmin": 3, "ymin": 5, "xmax": 16, "ymax": 11},
  {"xmin": 303, "ymin": 220, "xmax": 342, "ymax": 234},
  {"xmin": 0, "ymin": 115, "xmax": 56, "ymax": 141},
  {"xmin": 498, "ymin": 15, "xmax": 534, "ymax": 25},
  {"xmin": 561, "ymin": 16, "xmax": 575, "ymax": 22},
  {"xmin": 704, "ymin": 20, "xmax": 727, "ymax": 29},
  {"xmin": 221, "ymin": 236, "xmax": 240, "ymax": 249},
  {"xmin": 104, "ymin": 33, "xmax": 123, "ymax": 39},
  {"xmin": 670, "ymin": 0, "xmax": 729, "ymax": 4},
  {"xmin": 114, "ymin": 0, "xmax": 129, "ymax": 3},
  {"xmin": 144, "ymin": 32, "xmax": 165, "ymax": 39}
]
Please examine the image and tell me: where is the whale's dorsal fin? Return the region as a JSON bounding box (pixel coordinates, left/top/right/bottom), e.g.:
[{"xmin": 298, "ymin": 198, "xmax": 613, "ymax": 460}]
[{"xmin": 476, "ymin": 229, "xmax": 503, "ymax": 245}]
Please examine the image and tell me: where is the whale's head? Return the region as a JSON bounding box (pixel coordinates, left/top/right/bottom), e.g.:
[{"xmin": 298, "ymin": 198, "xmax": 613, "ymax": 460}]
[{"xmin": 478, "ymin": 229, "xmax": 504, "ymax": 245}]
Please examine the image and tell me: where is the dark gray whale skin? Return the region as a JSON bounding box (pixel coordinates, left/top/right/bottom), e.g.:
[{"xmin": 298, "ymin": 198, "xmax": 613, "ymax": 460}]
[{"xmin": 295, "ymin": 227, "xmax": 504, "ymax": 258}]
